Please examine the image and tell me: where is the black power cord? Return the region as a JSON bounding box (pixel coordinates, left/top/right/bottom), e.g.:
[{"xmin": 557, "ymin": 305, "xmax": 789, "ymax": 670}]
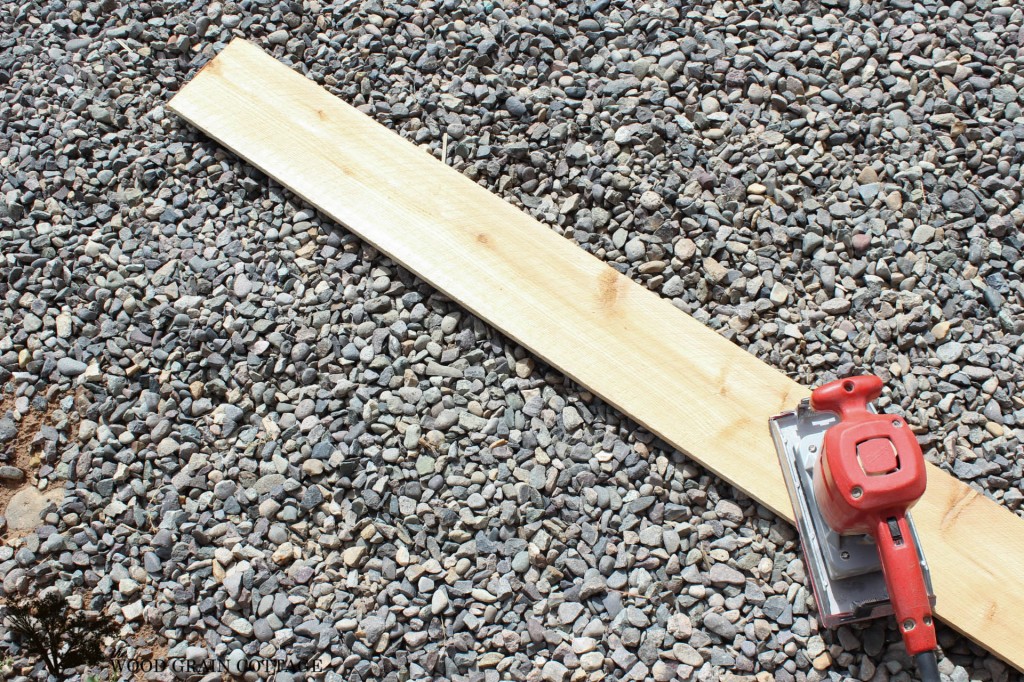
[{"xmin": 915, "ymin": 651, "xmax": 941, "ymax": 682}]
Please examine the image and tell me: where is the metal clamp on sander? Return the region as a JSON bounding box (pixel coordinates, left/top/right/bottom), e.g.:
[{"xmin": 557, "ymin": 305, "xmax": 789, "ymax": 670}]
[{"xmin": 770, "ymin": 375, "xmax": 940, "ymax": 681}]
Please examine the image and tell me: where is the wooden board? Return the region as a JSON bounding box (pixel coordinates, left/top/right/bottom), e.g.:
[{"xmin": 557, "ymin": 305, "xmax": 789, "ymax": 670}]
[{"xmin": 168, "ymin": 39, "xmax": 1024, "ymax": 667}]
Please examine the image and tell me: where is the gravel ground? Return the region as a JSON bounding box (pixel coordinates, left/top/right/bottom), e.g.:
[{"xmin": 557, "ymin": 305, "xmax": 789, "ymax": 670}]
[{"xmin": 1, "ymin": 1, "xmax": 1023, "ymax": 681}]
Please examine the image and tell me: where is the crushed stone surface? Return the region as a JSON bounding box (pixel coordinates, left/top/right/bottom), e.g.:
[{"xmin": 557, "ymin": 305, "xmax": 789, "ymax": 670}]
[{"xmin": 1, "ymin": 1, "xmax": 1022, "ymax": 681}]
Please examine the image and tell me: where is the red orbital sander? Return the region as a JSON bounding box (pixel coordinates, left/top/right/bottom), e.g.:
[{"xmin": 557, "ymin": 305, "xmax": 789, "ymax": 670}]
[{"xmin": 770, "ymin": 375, "xmax": 940, "ymax": 680}]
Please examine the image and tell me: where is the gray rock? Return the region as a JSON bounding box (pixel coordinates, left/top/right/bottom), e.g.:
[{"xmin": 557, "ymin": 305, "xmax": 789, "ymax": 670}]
[
  {"xmin": 56, "ymin": 358, "xmax": 88, "ymax": 377},
  {"xmin": 234, "ymin": 273, "xmax": 253, "ymax": 297},
  {"xmin": 432, "ymin": 588, "xmax": 448, "ymax": 614},
  {"xmin": 512, "ymin": 551, "xmax": 530, "ymax": 573},
  {"xmin": 359, "ymin": 616, "xmax": 386, "ymax": 644},
  {"xmin": 911, "ymin": 224, "xmax": 936, "ymax": 244},
  {"xmin": 541, "ymin": 660, "xmax": 569, "ymax": 682},
  {"xmin": 558, "ymin": 601, "xmax": 584, "ymax": 624},
  {"xmin": 802, "ymin": 233, "xmax": 824, "ymax": 255},
  {"xmin": 639, "ymin": 191, "xmax": 662, "ymax": 211},
  {"xmin": 936, "ymin": 342, "xmax": 964, "ymax": 364},
  {"xmin": 253, "ymin": 474, "xmax": 286, "ymax": 494},
  {"xmin": 0, "ymin": 417, "xmax": 16, "ymax": 442},
  {"xmin": 226, "ymin": 649, "xmax": 246, "ymax": 673},
  {"xmin": 87, "ymin": 105, "xmax": 113, "ymax": 125},
  {"xmin": 709, "ymin": 562, "xmax": 745, "ymax": 586},
  {"xmin": 667, "ymin": 613, "xmax": 692, "ymax": 639},
  {"xmin": 405, "ymin": 631, "xmax": 428, "ymax": 647},
  {"xmin": 580, "ymin": 572, "xmax": 607, "ymax": 599},
  {"xmin": 562, "ymin": 405, "xmax": 584, "ymax": 431},
  {"xmin": 458, "ymin": 410, "xmax": 487, "ymax": 431},
  {"xmin": 505, "ymin": 96, "xmax": 527, "ymax": 117},
  {"xmin": 762, "ymin": 595, "xmax": 789, "ymax": 620},
  {"xmin": 703, "ymin": 611, "xmax": 738, "ymax": 640},
  {"xmin": 0, "ymin": 466, "xmax": 26, "ymax": 482},
  {"xmin": 714, "ymin": 499, "xmax": 744, "ymax": 523},
  {"xmin": 673, "ymin": 642, "xmax": 703, "ymax": 666},
  {"xmin": 228, "ymin": 618, "xmax": 253, "ymax": 637},
  {"xmin": 821, "ymin": 298, "xmax": 851, "ymax": 315},
  {"xmin": 415, "ymin": 455, "xmax": 435, "ymax": 476}
]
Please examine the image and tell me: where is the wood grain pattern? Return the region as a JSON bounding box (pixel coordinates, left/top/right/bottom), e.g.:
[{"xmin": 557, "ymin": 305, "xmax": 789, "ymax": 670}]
[{"xmin": 168, "ymin": 39, "xmax": 1024, "ymax": 667}]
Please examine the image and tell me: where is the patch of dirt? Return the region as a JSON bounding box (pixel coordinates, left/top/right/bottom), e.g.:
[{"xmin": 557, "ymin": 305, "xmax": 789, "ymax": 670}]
[
  {"xmin": 75, "ymin": 607, "xmax": 169, "ymax": 681},
  {"xmin": 0, "ymin": 387, "xmax": 68, "ymax": 544},
  {"xmin": 0, "ymin": 388, "xmax": 173, "ymax": 679},
  {"xmin": 125, "ymin": 622, "xmax": 167, "ymax": 682}
]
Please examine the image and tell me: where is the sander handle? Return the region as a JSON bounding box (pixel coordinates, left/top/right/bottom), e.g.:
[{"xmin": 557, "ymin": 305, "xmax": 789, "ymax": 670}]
[
  {"xmin": 875, "ymin": 515, "xmax": 938, "ymax": 655},
  {"xmin": 810, "ymin": 374, "xmax": 882, "ymax": 417}
]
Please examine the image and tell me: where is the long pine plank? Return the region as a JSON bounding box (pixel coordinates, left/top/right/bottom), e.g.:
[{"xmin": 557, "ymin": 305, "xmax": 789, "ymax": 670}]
[{"xmin": 168, "ymin": 39, "xmax": 1024, "ymax": 667}]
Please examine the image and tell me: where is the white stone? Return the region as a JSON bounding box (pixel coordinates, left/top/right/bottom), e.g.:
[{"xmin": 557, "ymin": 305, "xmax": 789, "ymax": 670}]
[
  {"xmin": 122, "ymin": 601, "xmax": 144, "ymax": 621},
  {"xmin": 769, "ymin": 282, "xmax": 789, "ymax": 305}
]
